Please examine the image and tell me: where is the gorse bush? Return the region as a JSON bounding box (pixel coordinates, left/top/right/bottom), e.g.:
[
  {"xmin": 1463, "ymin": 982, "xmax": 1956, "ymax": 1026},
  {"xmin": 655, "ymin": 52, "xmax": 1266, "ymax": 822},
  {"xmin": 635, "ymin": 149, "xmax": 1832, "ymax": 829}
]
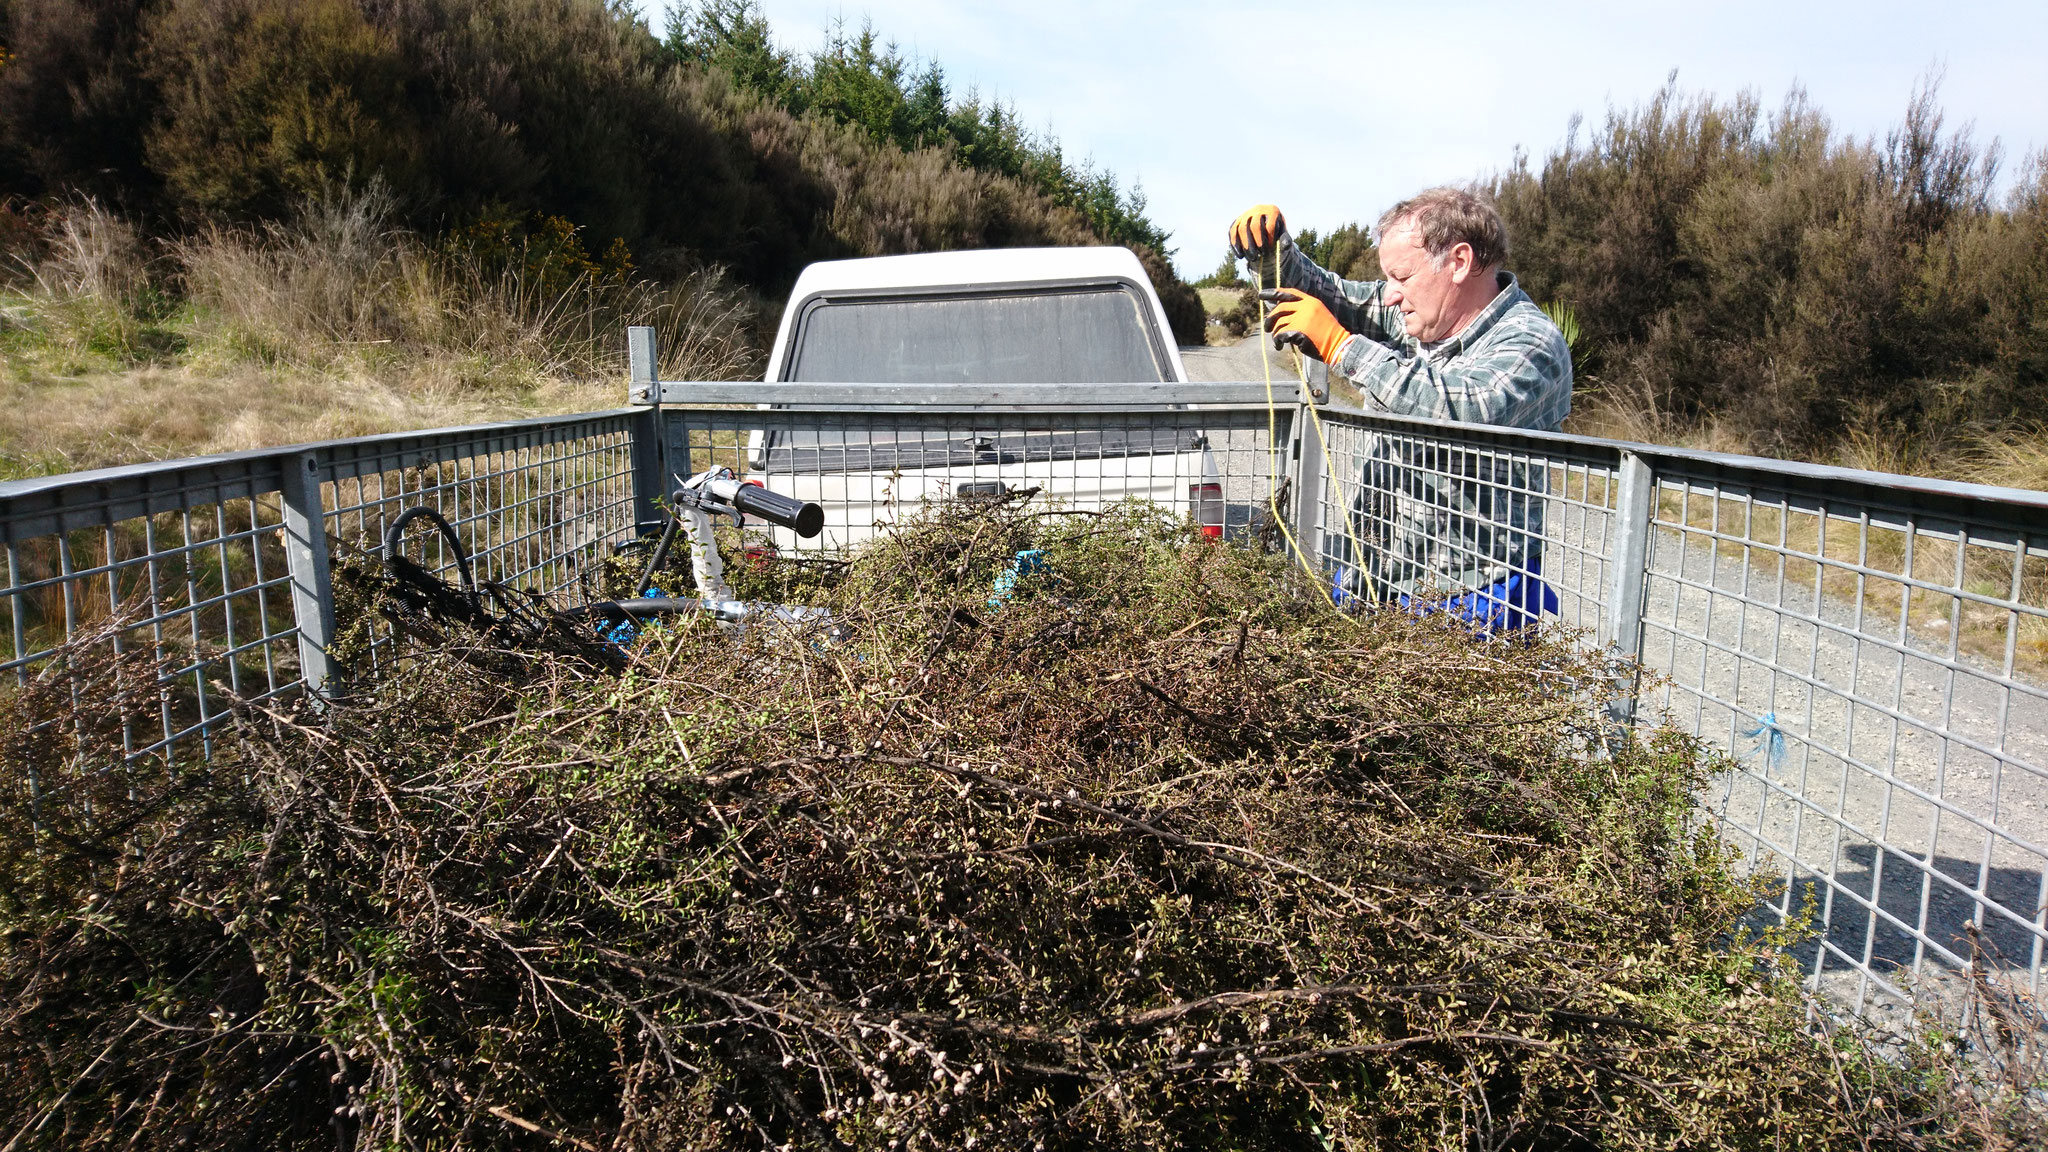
[
  {"xmin": 1488, "ymin": 79, "xmax": 2048, "ymax": 454},
  {"xmin": 3, "ymin": 498, "xmax": 2041, "ymax": 1149},
  {"xmin": 0, "ymin": 0, "xmax": 1204, "ymax": 343}
]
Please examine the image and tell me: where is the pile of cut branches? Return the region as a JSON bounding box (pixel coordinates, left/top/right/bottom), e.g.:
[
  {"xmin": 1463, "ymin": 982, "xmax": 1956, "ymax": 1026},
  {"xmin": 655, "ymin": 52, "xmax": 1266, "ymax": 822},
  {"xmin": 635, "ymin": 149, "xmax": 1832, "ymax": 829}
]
[{"xmin": 3, "ymin": 497, "xmax": 2040, "ymax": 1150}]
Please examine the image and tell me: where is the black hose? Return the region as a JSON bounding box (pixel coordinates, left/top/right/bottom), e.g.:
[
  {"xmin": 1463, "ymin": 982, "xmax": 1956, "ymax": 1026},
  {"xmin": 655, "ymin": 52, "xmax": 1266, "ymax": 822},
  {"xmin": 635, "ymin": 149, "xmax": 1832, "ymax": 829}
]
[
  {"xmin": 383, "ymin": 505, "xmax": 476, "ymax": 597},
  {"xmin": 557, "ymin": 597, "xmax": 706, "ymax": 624},
  {"xmin": 634, "ymin": 513, "xmax": 682, "ymax": 598}
]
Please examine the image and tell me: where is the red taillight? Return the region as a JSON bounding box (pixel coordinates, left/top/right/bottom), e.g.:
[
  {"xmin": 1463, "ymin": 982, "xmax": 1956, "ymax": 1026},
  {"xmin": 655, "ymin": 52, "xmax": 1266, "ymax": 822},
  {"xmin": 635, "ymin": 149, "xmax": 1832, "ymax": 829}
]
[{"xmin": 1189, "ymin": 482, "xmax": 1224, "ymax": 538}]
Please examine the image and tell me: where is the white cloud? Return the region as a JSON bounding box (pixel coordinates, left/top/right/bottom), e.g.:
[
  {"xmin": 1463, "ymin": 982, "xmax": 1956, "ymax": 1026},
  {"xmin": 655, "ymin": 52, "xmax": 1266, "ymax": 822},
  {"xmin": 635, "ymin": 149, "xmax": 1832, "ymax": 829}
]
[{"xmin": 637, "ymin": 0, "xmax": 2048, "ymax": 277}]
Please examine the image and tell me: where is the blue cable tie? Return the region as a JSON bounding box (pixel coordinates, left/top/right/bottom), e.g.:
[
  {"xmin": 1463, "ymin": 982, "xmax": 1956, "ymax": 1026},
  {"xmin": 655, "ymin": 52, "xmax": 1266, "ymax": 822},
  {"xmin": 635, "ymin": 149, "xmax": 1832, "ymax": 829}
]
[{"xmin": 1739, "ymin": 711, "xmax": 1786, "ymax": 769}]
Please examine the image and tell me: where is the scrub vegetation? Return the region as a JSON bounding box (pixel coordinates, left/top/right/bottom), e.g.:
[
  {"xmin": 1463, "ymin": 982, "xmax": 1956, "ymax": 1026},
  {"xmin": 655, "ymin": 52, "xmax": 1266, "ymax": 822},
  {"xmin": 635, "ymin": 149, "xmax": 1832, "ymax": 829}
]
[
  {"xmin": 0, "ymin": 0, "xmax": 1202, "ymax": 477},
  {"xmin": 1263, "ymin": 80, "xmax": 2048, "ymax": 487},
  {"xmin": 4, "ymin": 497, "xmax": 2043, "ymax": 1149}
]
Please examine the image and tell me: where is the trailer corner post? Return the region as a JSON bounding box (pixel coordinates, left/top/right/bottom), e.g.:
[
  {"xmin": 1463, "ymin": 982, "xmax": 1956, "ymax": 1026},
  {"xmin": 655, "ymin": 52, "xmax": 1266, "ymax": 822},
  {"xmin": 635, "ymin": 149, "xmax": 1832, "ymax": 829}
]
[
  {"xmin": 280, "ymin": 450, "xmax": 337, "ymax": 703},
  {"xmin": 628, "ymin": 326, "xmax": 666, "ymax": 527},
  {"xmin": 1289, "ymin": 394, "xmax": 1323, "ymax": 564},
  {"xmin": 628, "ymin": 326, "xmax": 658, "ymax": 404},
  {"xmin": 1600, "ymin": 449, "xmax": 1656, "ymax": 725}
]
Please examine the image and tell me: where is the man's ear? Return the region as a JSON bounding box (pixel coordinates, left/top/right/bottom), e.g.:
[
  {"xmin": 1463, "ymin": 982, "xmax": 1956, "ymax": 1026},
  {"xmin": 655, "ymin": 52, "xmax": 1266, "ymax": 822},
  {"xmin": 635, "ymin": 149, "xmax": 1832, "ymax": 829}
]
[{"xmin": 1446, "ymin": 242, "xmax": 1476, "ymax": 285}]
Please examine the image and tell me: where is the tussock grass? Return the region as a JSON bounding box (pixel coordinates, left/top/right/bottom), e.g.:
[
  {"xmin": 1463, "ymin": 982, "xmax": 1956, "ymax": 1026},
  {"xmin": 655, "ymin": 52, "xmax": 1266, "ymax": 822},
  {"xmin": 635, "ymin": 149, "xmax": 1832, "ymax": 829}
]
[
  {"xmin": 3, "ymin": 497, "xmax": 2041, "ymax": 1149},
  {"xmin": 0, "ymin": 193, "xmax": 759, "ymax": 478}
]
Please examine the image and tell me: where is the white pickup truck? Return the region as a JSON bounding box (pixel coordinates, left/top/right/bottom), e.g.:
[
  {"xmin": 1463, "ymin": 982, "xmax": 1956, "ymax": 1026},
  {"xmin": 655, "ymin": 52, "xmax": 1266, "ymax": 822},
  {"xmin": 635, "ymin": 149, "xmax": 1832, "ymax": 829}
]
[{"xmin": 748, "ymin": 247, "xmax": 1225, "ymax": 551}]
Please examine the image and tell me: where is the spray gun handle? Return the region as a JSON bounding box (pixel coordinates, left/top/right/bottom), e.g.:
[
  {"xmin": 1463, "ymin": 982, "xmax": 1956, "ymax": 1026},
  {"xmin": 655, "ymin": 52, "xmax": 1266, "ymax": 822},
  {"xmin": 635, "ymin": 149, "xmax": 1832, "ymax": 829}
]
[
  {"xmin": 683, "ymin": 476, "xmax": 825, "ymax": 538},
  {"xmin": 723, "ymin": 481, "xmax": 825, "ymax": 539},
  {"xmin": 671, "ymin": 484, "xmax": 744, "ymax": 528}
]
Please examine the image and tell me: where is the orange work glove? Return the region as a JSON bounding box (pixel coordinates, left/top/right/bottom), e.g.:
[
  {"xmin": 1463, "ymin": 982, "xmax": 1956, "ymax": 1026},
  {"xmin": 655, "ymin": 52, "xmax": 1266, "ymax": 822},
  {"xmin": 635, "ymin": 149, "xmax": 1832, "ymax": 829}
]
[
  {"xmin": 1262, "ymin": 288, "xmax": 1351, "ymax": 363},
  {"xmin": 1227, "ymin": 203, "xmax": 1287, "ymax": 258}
]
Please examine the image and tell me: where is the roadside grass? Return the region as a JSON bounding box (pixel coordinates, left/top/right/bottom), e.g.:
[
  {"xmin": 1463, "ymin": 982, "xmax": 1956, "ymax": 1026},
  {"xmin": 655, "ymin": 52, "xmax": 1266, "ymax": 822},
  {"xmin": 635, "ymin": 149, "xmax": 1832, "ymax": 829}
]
[
  {"xmin": 0, "ymin": 354, "xmax": 623, "ymax": 480},
  {"xmin": 1197, "ymin": 287, "xmax": 1240, "ymax": 318},
  {"xmin": 0, "ymin": 194, "xmax": 761, "ymax": 480}
]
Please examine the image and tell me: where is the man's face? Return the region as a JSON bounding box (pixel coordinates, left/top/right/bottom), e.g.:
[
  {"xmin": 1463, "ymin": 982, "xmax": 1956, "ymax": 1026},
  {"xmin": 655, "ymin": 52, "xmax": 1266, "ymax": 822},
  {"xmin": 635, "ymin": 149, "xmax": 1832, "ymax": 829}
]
[{"xmin": 1378, "ymin": 223, "xmax": 1466, "ymax": 342}]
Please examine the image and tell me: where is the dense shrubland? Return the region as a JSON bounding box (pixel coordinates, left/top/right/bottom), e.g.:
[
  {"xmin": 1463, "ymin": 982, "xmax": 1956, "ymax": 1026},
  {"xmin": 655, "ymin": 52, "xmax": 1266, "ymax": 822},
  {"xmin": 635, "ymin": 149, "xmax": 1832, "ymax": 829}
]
[
  {"xmin": 1498, "ymin": 82, "xmax": 2048, "ymax": 464},
  {"xmin": 4, "ymin": 497, "xmax": 2042, "ymax": 1149},
  {"xmin": 0, "ymin": 0, "xmax": 1192, "ymax": 296},
  {"xmin": 0, "ymin": 0, "xmax": 1204, "ymax": 477},
  {"xmin": 1243, "ymin": 82, "xmax": 2048, "ymax": 478}
]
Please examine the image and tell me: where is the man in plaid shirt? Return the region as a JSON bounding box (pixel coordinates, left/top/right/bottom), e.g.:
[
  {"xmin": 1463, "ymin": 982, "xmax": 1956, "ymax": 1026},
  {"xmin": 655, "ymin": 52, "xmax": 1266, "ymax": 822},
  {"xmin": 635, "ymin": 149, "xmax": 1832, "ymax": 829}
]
[{"xmin": 1227, "ymin": 187, "xmax": 1574, "ymax": 632}]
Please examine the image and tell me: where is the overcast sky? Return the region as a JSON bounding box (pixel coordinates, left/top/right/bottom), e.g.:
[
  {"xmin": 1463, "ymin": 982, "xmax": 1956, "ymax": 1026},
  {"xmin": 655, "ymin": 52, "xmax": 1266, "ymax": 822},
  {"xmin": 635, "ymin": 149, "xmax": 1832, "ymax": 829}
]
[{"xmin": 630, "ymin": 0, "xmax": 2048, "ymax": 279}]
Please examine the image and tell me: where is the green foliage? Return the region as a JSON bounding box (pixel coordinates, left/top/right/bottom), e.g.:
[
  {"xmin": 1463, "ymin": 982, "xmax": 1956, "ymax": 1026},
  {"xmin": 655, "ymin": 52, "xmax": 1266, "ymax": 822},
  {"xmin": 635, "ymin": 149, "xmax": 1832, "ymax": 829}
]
[
  {"xmin": 4, "ymin": 499, "xmax": 2040, "ymax": 1148},
  {"xmin": 443, "ymin": 206, "xmax": 637, "ymax": 298},
  {"xmin": 0, "ymin": 0, "xmax": 161, "ymax": 207},
  {"xmin": 140, "ymin": 0, "xmax": 420, "ymax": 219},
  {"xmin": 661, "ymin": 0, "xmax": 1175, "ymax": 258},
  {"xmin": 1192, "ymin": 253, "xmax": 1244, "ymax": 290},
  {"xmin": 1492, "ymin": 77, "xmax": 2048, "ymax": 453},
  {"xmin": 4, "ymin": 0, "xmax": 1191, "ymax": 310},
  {"xmin": 1292, "ymin": 223, "xmax": 1379, "ymax": 283},
  {"xmin": 662, "ymin": 0, "xmax": 801, "ymax": 107},
  {"xmin": 1540, "ymin": 299, "xmax": 1581, "ymax": 360}
]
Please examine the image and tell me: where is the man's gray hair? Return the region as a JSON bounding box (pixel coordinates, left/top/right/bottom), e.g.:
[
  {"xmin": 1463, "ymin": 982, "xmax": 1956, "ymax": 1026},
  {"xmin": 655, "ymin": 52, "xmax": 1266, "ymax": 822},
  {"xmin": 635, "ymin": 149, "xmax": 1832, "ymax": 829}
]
[{"xmin": 1376, "ymin": 187, "xmax": 1510, "ymax": 271}]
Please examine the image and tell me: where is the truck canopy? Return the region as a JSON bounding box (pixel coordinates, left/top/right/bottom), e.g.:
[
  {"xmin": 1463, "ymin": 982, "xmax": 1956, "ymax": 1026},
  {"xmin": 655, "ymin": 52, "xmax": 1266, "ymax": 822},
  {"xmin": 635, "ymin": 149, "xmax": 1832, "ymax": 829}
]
[{"xmin": 765, "ymin": 247, "xmax": 1187, "ymax": 386}]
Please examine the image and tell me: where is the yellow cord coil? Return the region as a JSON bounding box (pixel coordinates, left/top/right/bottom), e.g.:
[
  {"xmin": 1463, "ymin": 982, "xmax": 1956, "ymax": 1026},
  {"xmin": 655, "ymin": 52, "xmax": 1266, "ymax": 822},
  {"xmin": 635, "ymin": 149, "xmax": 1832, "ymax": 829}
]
[{"xmin": 1251, "ymin": 252, "xmax": 1376, "ymax": 609}]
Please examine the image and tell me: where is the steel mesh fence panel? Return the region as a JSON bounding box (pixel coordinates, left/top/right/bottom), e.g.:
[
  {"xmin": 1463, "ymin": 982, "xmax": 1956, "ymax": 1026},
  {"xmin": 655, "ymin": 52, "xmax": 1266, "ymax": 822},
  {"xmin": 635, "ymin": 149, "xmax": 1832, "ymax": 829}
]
[
  {"xmin": 1305, "ymin": 405, "xmax": 2048, "ymax": 1017},
  {"xmin": 1, "ymin": 455, "xmax": 297, "ymax": 765},
  {"xmin": 1307, "ymin": 410, "xmax": 1623, "ymax": 643},
  {"xmin": 318, "ymin": 413, "xmax": 640, "ymax": 671},
  {"xmin": 0, "ymin": 413, "xmax": 640, "ymax": 762},
  {"xmin": 658, "ymin": 405, "xmax": 1284, "ymax": 555},
  {"xmin": 1638, "ymin": 467, "xmax": 2048, "ymax": 1018},
  {"xmin": 320, "ymin": 416, "xmax": 638, "ymax": 586}
]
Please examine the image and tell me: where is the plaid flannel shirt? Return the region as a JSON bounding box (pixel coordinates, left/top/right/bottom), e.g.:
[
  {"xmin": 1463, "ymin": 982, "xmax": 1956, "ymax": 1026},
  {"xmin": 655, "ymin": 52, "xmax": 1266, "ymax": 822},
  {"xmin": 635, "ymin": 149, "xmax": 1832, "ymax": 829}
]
[{"xmin": 1278, "ymin": 237, "xmax": 1574, "ymax": 601}]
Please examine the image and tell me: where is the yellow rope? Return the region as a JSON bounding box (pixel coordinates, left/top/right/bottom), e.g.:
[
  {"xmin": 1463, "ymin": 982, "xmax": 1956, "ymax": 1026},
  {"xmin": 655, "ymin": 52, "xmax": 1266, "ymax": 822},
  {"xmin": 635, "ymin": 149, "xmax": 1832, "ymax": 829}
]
[
  {"xmin": 1252, "ymin": 250, "xmax": 1378, "ymax": 608},
  {"xmin": 1295, "ymin": 351, "xmax": 1380, "ymax": 608},
  {"xmin": 1251, "ymin": 258, "xmax": 1325, "ymax": 589}
]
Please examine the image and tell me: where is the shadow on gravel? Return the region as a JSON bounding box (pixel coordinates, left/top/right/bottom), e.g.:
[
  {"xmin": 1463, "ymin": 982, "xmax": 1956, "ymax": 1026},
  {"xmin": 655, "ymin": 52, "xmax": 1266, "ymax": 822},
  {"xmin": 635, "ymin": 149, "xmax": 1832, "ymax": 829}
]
[{"xmin": 1745, "ymin": 846, "xmax": 2045, "ymax": 974}]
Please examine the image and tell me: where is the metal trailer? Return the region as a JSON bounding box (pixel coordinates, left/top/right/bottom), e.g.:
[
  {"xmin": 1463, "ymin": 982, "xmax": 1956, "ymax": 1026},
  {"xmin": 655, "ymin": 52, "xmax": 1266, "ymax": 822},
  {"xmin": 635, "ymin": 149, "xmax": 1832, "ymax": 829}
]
[{"xmin": 4, "ymin": 334, "xmax": 2044, "ymax": 1025}]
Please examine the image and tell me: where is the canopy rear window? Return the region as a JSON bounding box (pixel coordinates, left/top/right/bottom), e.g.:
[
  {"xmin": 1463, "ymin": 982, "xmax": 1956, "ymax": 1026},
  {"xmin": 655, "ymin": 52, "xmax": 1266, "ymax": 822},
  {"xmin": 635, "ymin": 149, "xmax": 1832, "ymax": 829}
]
[{"xmin": 784, "ymin": 284, "xmax": 1169, "ymax": 384}]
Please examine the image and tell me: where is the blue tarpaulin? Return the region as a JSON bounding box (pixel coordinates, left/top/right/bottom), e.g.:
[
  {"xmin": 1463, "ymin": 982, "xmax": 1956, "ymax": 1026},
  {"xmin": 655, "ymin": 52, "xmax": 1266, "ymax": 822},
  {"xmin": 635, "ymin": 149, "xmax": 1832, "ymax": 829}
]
[{"xmin": 1336, "ymin": 559, "xmax": 1558, "ymax": 638}]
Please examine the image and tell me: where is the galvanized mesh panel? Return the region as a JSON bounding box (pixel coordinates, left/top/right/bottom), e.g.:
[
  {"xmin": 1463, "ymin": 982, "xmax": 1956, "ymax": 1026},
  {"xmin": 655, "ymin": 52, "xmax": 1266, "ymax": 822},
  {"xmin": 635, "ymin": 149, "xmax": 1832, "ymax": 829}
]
[
  {"xmin": 660, "ymin": 405, "xmax": 1285, "ymax": 554},
  {"xmin": 1307, "ymin": 405, "xmax": 2048, "ymax": 1017},
  {"xmin": 320, "ymin": 416, "xmax": 638, "ymax": 588},
  {"xmin": 1638, "ymin": 468, "xmax": 2048, "ymax": 1017},
  {"xmin": 0, "ymin": 413, "xmax": 641, "ymax": 761},
  {"xmin": 1, "ymin": 458, "xmax": 297, "ymax": 762},
  {"xmin": 318, "ymin": 414, "xmax": 641, "ymax": 670},
  {"xmin": 1307, "ymin": 411, "xmax": 1623, "ymax": 642}
]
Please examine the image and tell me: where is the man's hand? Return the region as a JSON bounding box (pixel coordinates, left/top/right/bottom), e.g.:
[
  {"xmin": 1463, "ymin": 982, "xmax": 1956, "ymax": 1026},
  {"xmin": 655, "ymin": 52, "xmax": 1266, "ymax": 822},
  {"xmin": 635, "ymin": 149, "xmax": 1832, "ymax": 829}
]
[
  {"xmin": 1262, "ymin": 288, "xmax": 1351, "ymax": 363},
  {"xmin": 1227, "ymin": 204, "xmax": 1287, "ymax": 258}
]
